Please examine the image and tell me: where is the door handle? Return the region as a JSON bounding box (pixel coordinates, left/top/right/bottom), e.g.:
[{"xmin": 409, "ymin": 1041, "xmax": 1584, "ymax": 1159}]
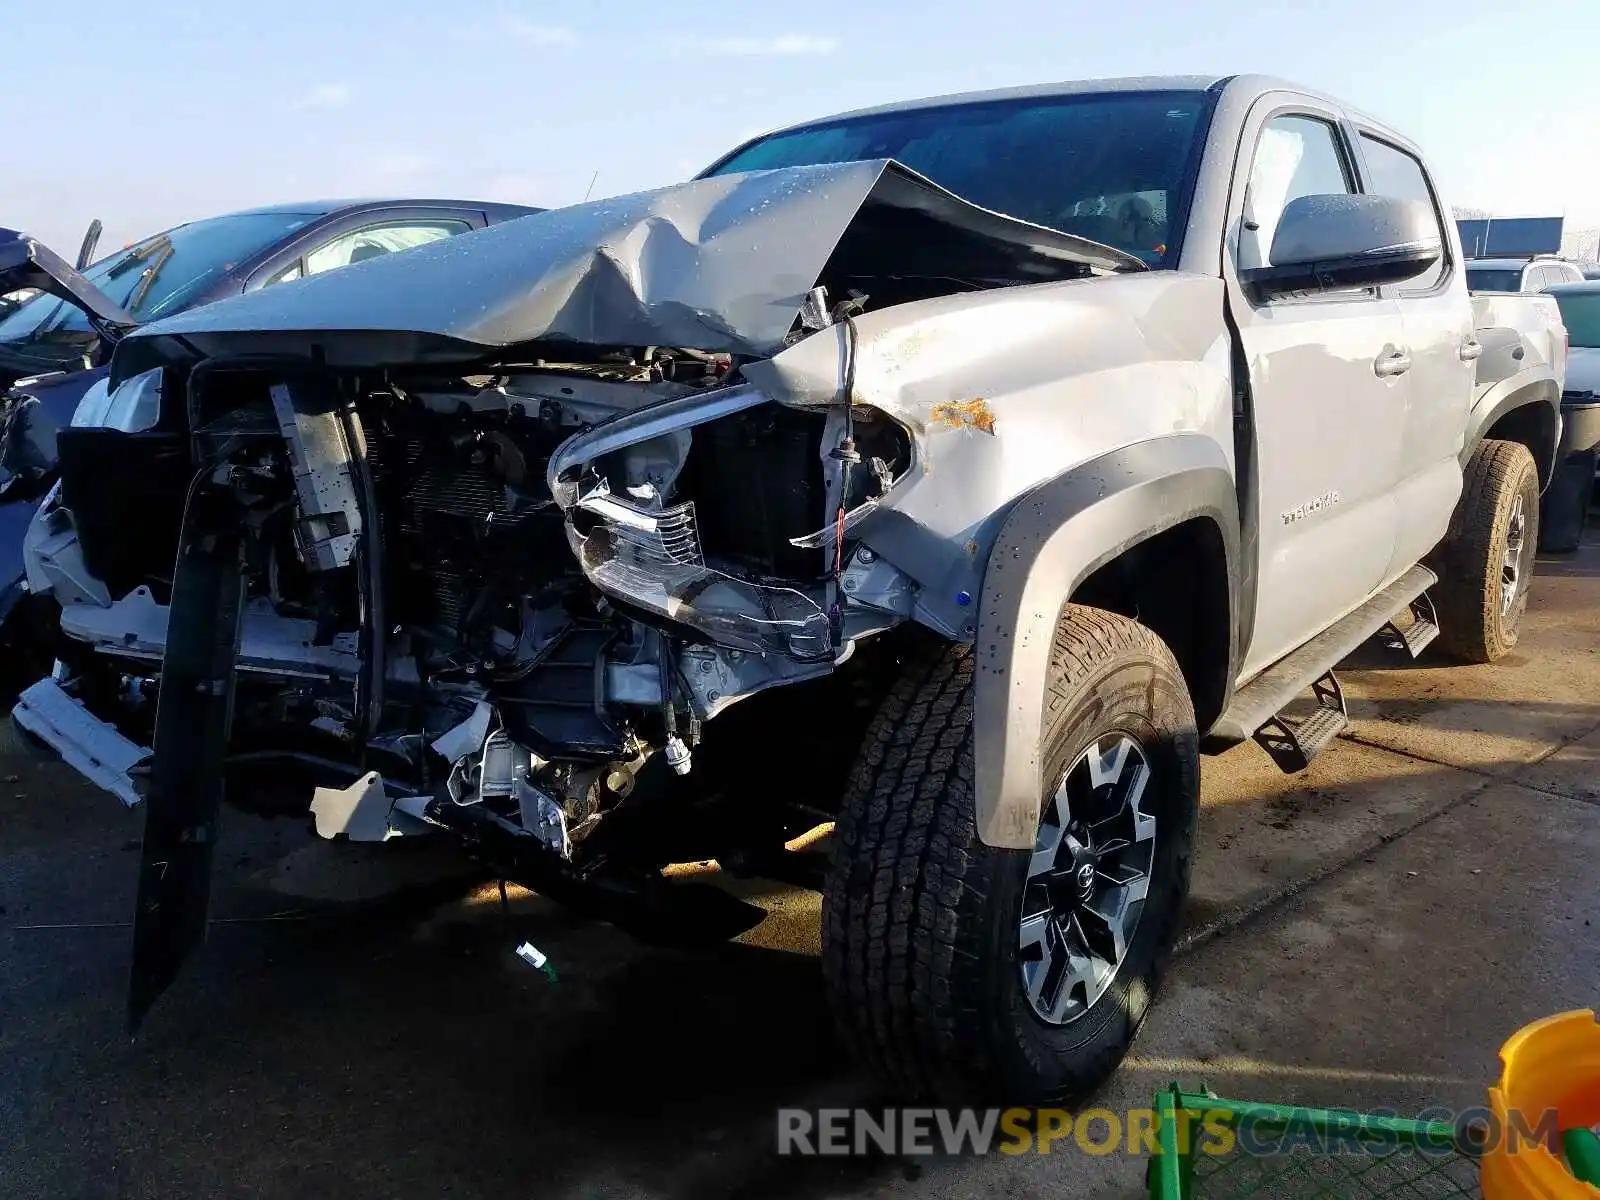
[
  {"xmin": 1373, "ymin": 346, "xmax": 1412, "ymax": 377},
  {"xmin": 1459, "ymin": 338, "xmax": 1484, "ymax": 362}
]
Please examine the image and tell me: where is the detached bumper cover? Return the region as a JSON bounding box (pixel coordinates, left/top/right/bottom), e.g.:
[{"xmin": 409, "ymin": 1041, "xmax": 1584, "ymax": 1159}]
[{"xmin": 10, "ymin": 677, "xmax": 149, "ymax": 806}]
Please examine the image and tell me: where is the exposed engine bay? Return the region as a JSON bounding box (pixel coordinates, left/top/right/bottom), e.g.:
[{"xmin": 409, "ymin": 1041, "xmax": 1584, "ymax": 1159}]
[
  {"xmin": 36, "ymin": 336, "xmax": 913, "ymax": 823},
  {"xmin": 8, "ymin": 157, "xmax": 1136, "ymax": 1022},
  {"xmin": 20, "ymin": 335, "xmax": 922, "ymax": 1020}
]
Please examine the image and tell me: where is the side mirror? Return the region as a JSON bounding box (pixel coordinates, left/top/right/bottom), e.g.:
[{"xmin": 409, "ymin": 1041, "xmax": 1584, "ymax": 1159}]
[{"xmin": 1241, "ymin": 194, "xmax": 1441, "ymax": 296}]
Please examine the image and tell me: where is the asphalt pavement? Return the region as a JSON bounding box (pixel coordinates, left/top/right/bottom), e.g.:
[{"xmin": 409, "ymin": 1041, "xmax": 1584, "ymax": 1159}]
[{"xmin": 1, "ymin": 532, "xmax": 1597, "ymax": 1200}]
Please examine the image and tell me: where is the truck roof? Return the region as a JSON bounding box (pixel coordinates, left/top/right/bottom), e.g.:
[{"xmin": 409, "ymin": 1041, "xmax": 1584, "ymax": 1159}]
[
  {"xmin": 781, "ymin": 74, "xmax": 1229, "ymax": 125},
  {"xmin": 743, "ymin": 73, "xmax": 1418, "ymax": 157}
]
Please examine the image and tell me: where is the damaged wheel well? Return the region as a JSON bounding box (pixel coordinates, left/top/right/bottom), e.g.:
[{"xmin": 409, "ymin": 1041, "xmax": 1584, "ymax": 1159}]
[{"xmin": 1069, "ymin": 517, "xmax": 1231, "ymax": 729}]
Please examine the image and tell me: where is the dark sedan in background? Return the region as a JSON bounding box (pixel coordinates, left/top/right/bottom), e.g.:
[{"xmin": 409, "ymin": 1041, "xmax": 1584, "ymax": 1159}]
[{"xmin": 0, "ymin": 196, "xmax": 541, "ymax": 697}]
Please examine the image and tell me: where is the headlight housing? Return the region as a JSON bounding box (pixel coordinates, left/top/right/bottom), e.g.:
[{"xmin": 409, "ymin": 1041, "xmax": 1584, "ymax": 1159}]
[
  {"xmin": 549, "ymin": 381, "xmax": 913, "ymax": 663},
  {"xmin": 70, "ymin": 368, "xmax": 163, "ymax": 433}
]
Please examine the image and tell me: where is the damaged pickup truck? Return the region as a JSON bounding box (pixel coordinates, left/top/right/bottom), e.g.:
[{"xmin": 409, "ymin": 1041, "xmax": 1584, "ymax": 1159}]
[{"xmin": 7, "ymin": 75, "xmax": 1567, "ymax": 1103}]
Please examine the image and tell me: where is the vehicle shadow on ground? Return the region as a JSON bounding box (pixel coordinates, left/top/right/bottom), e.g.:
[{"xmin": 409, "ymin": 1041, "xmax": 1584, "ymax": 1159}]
[
  {"xmin": 1333, "ymin": 550, "xmax": 1596, "ymax": 677},
  {"xmin": 5, "ymin": 682, "xmax": 1600, "ymax": 1198},
  {"xmin": 105, "ymin": 736, "xmax": 1599, "ymax": 1199},
  {"xmin": 0, "ymin": 791, "xmax": 905, "ymax": 1199}
]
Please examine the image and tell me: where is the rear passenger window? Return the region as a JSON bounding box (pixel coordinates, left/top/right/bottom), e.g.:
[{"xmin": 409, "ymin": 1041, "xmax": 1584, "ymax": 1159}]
[
  {"xmin": 1240, "ymin": 115, "xmax": 1354, "ymax": 270},
  {"xmin": 1358, "ymin": 134, "xmax": 1448, "ymax": 292}
]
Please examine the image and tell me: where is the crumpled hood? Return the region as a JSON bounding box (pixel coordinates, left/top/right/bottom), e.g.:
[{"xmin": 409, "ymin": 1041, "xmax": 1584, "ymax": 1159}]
[
  {"xmin": 0, "ymin": 229, "xmax": 137, "ymax": 334},
  {"xmin": 115, "ymin": 160, "xmax": 1139, "ymax": 378}
]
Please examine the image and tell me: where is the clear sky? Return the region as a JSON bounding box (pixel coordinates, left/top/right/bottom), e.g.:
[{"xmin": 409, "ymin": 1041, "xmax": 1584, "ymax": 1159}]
[{"xmin": 7, "ymin": 0, "xmax": 1598, "ymax": 255}]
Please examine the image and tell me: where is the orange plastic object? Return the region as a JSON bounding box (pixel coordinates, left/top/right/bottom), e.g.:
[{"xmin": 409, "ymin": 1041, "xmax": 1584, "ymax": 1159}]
[{"xmin": 1481, "ymin": 1010, "xmax": 1600, "ymax": 1199}]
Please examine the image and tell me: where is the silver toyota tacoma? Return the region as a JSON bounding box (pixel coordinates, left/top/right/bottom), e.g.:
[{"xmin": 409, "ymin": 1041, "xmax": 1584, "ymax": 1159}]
[{"xmin": 3, "ymin": 74, "xmax": 1568, "ymax": 1102}]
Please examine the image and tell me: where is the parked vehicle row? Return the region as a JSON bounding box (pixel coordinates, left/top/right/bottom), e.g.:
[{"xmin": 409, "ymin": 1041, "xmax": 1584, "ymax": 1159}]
[
  {"xmin": 0, "ymin": 73, "xmax": 1570, "ymax": 1104},
  {"xmin": 1541, "ymin": 282, "xmax": 1600, "ymax": 551},
  {"xmin": 1465, "ymin": 254, "xmax": 1588, "ymax": 294},
  {"xmin": 1461, "ymin": 258, "xmax": 1598, "ymax": 550}
]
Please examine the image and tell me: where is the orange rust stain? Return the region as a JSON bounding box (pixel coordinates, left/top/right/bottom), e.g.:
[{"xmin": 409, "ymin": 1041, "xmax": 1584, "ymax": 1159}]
[{"xmin": 928, "ymin": 397, "xmax": 997, "ymax": 435}]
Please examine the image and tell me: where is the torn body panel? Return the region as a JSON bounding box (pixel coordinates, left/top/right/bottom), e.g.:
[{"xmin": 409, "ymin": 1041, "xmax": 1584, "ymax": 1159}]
[
  {"xmin": 0, "ymin": 229, "xmax": 137, "ymax": 336},
  {"xmin": 743, "ymin": 272, "xmax": 1237, "ymax": 642},
  {"xmin": 40, "ymin": 269, "xmax": 1241, "ymax": 869},
  {"xmin": 112, "ymin": 160, "xmax": 1135, "ymax": 381},
  {"xmin": 127, "ymin": 488, "xmax": 247, "ymax": 1031},
  {"xmin": 25, "ymin": 152, "xmax": 1242, "ymax": 1028}
]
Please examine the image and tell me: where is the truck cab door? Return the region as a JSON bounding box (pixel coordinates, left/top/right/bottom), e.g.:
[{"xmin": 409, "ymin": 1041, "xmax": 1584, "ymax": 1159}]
[
  {"xmin": 1226, "ymin": 103, "xmax": 1406, "ymax": 678},
  {"xmin": 1349, "ymin": 130, "xmax": 1474, "ymax": 578}
]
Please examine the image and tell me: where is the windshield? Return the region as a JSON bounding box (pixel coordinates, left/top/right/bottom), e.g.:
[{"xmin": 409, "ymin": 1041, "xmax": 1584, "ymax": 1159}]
[
  {"xmin": 1466, "ymin": 268, "xmax": 1524, "ymax": 293},
  {"xmin": 706, "ymin": 90, "xmax": 1213, "ymax": 268},
  {"xmin": 0, "ymin": 211, "xmax": 318, "ymax": 348},
  {"xmin": 1555, "ymin": 292, "xmax": 1600, "ymax": 348}
]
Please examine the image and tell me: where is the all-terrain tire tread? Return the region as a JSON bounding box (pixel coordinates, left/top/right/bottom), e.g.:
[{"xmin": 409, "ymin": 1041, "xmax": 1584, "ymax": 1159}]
[
  {"xmin": 822, "ymin": 607, "xmax": 1190, "ymax": 1101},
  {"xmin": 1434, "ymin": 439, "xmax": 1539, "ymax": 663}
]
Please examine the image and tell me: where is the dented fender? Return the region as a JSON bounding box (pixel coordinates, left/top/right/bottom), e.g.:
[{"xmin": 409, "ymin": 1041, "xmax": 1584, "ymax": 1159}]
[
  {"xmin": 745, "ymin": 271, "xmax": 1237, "ymax": 640},
  {"xmin": 747, "ymin": 273, "xmax": 1243, "ymax": 847}
]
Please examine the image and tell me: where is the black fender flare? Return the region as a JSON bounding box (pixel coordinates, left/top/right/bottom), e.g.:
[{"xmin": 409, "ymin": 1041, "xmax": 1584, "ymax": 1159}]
[
  {"xmin": 973, "ymin": 434, "xmax": 1239, "ymax": 848},
  {"xmin": 1463, "ymin": 368, "xmax": 1562, "ymax": 488}
]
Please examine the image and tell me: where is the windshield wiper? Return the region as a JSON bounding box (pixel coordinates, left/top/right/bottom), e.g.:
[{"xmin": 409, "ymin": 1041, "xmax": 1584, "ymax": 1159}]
[
  {"xmin": 105, "ymin": 233, "xmax": 171, "ymax": 281},
  {"xmin": 127, "ymin": 238, "xmax": 175, "ymax": 313},
  {"xmin": 103, "ymin": 233, "xmax": 174, "ymax": 315},
  {"xmin": 14, "ymin": 235, "xmax": 173, "ymax": 347}
]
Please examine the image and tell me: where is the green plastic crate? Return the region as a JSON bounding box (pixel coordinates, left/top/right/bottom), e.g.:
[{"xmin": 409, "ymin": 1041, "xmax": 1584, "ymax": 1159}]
[{"xmin": 1147, "ymin": 1085, "xmax": 1481, "ymax": 1200}]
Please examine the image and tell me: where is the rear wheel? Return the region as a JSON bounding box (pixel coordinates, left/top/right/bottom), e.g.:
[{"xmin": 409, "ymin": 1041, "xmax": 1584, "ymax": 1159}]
[
  {"xmin": 821, "ymin": 608, "xmax": 1199, "ymax": 1103},
  {"xmin": 1435, "ymin": 439, "xmax": 1540, "ymax": 663}
]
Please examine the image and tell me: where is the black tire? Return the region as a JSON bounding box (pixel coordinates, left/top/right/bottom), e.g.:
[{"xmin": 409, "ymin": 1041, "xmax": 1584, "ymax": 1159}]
[
  {"xmin": 1434, "ymin": 439, "xmax": 1540, "ymax": 663},
  {"xmin": 821, "ymin": 608, "xmax": 1199, "ymax": 1104}
]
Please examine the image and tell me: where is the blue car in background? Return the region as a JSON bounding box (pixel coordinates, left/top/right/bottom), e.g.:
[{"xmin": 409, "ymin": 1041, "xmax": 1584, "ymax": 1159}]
[{"xmin": 0, "ymin": 196, "xmax": 540, "ymax": 698}]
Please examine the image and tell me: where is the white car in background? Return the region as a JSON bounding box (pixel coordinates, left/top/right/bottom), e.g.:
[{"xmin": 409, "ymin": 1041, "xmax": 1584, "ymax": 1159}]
[{"xmin": 1466, "ymin": 255, "xmax": 1587, "ymax": 294}]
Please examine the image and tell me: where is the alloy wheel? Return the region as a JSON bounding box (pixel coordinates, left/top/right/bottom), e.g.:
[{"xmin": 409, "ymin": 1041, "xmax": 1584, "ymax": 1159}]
[
  {"xmin": 1501, "ymin": 492, "xmax": 1531, "ymax": 616},
  {"xmin": 1018, "ymin": 732, "xmax": 1156, "ymax": 1025}
]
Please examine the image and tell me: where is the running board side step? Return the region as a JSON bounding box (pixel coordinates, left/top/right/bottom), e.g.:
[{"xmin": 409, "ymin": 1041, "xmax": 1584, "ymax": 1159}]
[
  {"xmin": 1206, "ymin": 564, "xmax": 1438, "ymax": 761},
  {"xmin": 1380, "ymin": 592, "xmax": 1440, "ymax": 658},
  {"xmin": 1251, "ymin": 671, "xmax": 1347, "ymax": 772}
]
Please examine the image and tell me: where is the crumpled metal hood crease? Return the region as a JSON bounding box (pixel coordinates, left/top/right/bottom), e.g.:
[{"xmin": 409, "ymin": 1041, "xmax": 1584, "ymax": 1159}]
[
  {"xmin": 114, "ymin": 160, "xmax": 1139, "ymax": 378},
  {"xmin": 0, "ymin": 230, "xmax": 137, "ymax": 333}
]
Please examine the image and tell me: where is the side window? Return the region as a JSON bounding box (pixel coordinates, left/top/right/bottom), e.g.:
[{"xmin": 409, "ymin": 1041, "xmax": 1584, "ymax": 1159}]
[
  {"xmin": 1525, "ymin": 266, "xmax": 1551, "ymax": 293},
  {"xmin": 305, "ymin": 220, "xmax": 468, "ymax": 276},
  {"xmin": 1357, "ymin": 134, "xmax": 1448, "ymax": 292},
  {"xmin": 293, "ymin": 219, "xmax": 471, "ymax": 282},
  {"xmin": 1239, "ymin": 114, "xmax": 1355, "ymax": 270}
]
